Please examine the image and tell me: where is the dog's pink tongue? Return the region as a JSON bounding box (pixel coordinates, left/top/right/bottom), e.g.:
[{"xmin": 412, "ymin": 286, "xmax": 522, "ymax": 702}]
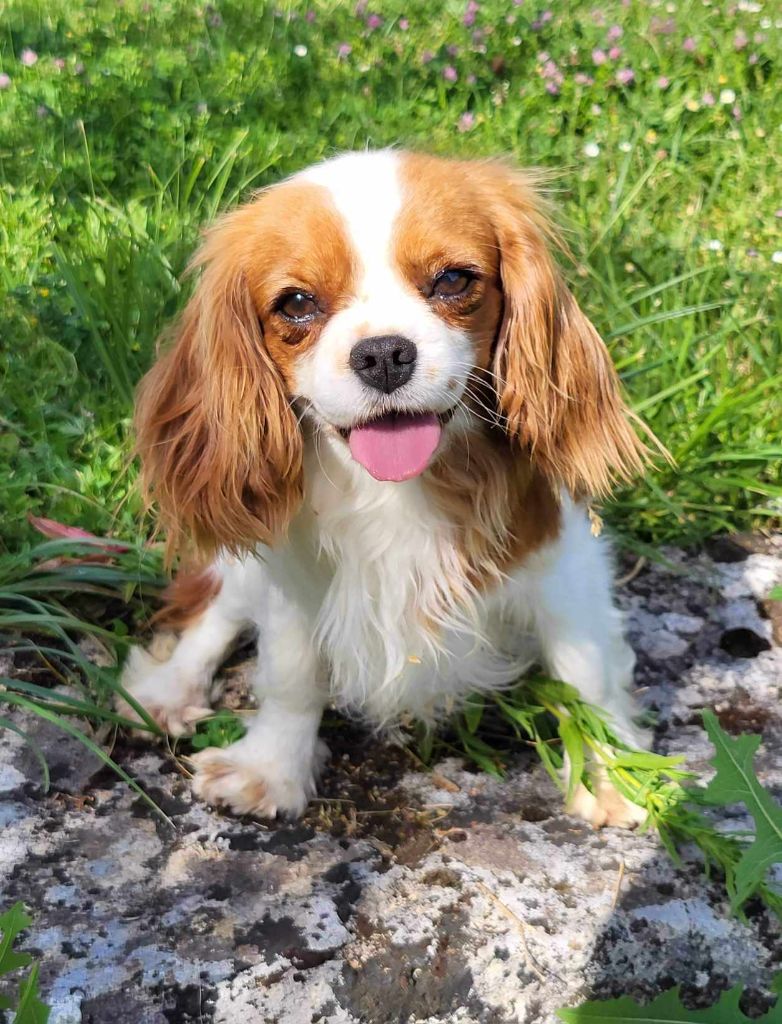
[{"xmin": 349, "ymin": 413, "xmax": 441, "ymax": 482}]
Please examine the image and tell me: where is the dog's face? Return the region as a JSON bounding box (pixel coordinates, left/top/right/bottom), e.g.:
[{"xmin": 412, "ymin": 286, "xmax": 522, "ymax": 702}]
[
  {"xmin": 136, "ymin": 150, "xmax": 646, "ymax": 554},
  {"xmin": 233, "ymin": 153, "xmax": 505, "ymax": 485}
]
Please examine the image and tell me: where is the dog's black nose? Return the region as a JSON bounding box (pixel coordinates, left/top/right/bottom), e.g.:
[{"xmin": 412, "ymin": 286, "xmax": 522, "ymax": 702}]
[{"xmin": 349, "ymin": 335, "xmax": 417, "ymax": 394}]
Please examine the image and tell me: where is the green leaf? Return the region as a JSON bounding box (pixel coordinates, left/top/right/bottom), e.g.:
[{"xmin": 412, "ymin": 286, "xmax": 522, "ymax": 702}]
[
  {"xmin": 14, "ymin": 963, "xmax": 50, "ymax": 1024},
  {"xmin": 559, "ymin": 716, "xmax": 585, "ymax": 804},
  {"xmin": 0, "ymin": 903, "xmax": 33, "ymax": 978},
  {"xmin": 558, "ymin": 984, "xmax": 782, "ymax": 1022},
  {"xmin": 609, "ymin": 751, "xmax": 686, "ymax": 771},
  {"xmin": 769, "ymin": 586, "xmax": 782, "ymax": 602},
  {"xmin": 463, "ymin": 697, "xmax": 484, "ymax": 735},
  {"xmin": 700, "ymin": 710, "xmax": 782, "ymax": 909}
]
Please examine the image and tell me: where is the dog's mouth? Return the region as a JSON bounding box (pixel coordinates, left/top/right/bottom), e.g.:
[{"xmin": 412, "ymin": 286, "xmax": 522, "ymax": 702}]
[{"xmin": 336, "ymin": 408, "xmax": 455, "ymax": 482}]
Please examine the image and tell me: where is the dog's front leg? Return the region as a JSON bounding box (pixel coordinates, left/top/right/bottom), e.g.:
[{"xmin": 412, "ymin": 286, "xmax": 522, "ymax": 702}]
[
  {"xmin": 526, "ymin": 510, "xmax": 649, "ymax": 828},
  {"xmin": 191, "ymin": 574, "xmax": 328, "ymax": 819}
]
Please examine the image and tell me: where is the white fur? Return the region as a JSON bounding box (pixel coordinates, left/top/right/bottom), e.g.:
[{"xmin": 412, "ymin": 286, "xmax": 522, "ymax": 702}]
[
  {"xmin": 121, "ymin": 150, "xmax": 644, "ymax": 823},
  {"xmin": 122, "ymin": 480, "xmax": 641, "ymax": 819}
]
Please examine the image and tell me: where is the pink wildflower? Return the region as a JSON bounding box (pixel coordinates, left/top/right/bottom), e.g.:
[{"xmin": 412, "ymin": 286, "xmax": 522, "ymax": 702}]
[
  {"xmin": 463, "ymin": 0, "xmax": 480, "ymax": 27},
  {"xmin": 650, "ymin": 17, "xmax": 676, "ymax": 35}
]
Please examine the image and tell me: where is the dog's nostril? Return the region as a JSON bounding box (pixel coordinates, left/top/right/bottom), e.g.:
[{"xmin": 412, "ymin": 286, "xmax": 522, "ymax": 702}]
[
  {"xmin": 349, "ymin": 335, "xmax": 418, "ymax": 394},
  {"xmin": 393, "ymin": 343, "xmax": 416, "ymax": 366}
]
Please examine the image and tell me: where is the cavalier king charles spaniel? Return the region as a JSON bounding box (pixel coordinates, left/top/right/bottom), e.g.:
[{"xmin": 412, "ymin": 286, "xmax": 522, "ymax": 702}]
[{"xmin": 120, "ymin": 150, "xmax": 652, "ymax": 827}]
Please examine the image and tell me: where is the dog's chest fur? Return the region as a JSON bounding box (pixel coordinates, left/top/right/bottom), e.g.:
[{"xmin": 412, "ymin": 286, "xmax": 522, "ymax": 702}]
[{"xmin": 302, "ymin": 438, "xmax": 539, "ymax": 724}]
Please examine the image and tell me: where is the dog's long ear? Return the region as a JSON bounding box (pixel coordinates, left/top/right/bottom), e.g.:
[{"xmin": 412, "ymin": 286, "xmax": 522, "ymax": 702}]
[
  {"xmin": 482, "ymin": 163, "xmax": 649, "ymax": 498},
  {"xmin": 135, "ymin": 206, "xmax": 302, "ymax": 559}
]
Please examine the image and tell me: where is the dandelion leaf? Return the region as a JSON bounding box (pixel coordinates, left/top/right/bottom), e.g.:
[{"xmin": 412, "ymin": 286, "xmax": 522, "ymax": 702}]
[
  {"xmin": 14, "ymin": 964, "xmax": 50, "ymax": 1024},
  {"xmin": 0, "ymin": 903, "xmax": 33, "ymax": 978},
  {"xmin": 700, "ymin": 710, "xmax": 782, "ymax": 909}
]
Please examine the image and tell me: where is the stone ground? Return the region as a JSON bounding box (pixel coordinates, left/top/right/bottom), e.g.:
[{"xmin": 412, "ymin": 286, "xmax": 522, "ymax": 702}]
[{"xmin": 1, "ymin": 534, "xmax": 782, "ymax": 1023}]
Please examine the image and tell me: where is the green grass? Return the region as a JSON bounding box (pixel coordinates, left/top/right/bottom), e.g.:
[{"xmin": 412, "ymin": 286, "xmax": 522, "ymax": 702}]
[{"xmin": 0, "ymin": 0, "xmax": 780, "ymax": 552}]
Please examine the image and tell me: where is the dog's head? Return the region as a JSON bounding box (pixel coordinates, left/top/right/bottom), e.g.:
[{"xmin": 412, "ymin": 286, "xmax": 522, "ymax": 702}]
[{"xmin": 137, "ymin": 150, "xmax": 647, "ymax": 555}]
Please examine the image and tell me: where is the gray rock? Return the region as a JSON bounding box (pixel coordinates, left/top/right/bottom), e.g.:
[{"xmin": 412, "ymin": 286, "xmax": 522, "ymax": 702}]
[{"xmin": 1, "ymin": 536, "xmax": 782, "ymax": 1022}]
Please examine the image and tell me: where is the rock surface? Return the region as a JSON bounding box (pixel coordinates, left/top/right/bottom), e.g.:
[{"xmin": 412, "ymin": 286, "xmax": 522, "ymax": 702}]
[{"xmin": 1, "ymin": 536, "xmax": 782, "ymax": 1023}]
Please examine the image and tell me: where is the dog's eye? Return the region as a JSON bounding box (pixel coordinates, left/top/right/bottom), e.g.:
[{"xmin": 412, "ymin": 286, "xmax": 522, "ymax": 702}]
[
  {"xmin": 431, "ymin": 268, "xmax": 475, "ymax": 299},
  {"xmin": 276, "ymin": 291, "xmax": 319, "ymax": 323}
]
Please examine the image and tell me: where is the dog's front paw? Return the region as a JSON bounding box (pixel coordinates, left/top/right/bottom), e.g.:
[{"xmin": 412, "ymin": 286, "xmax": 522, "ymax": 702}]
[
  {"xmin": 117, "ymin": 643, "xmax": 213, "ymax": 737},
  {"xmin": 189, "ymin": 741, "xmax": 325, "ymax": 819},
  {"xmin": 566, "ymin": 770, "xmax": 647, "ymax": 829}
]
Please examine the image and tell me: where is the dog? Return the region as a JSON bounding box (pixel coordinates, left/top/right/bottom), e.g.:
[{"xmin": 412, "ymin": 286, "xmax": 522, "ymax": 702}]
[{"xmin": 120, "ymin": 149, "xmax": 652, "ymax": 827}]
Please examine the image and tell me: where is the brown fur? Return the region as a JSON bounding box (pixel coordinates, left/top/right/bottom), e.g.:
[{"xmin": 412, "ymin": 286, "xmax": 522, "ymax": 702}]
[
  {"xmin": 427, "ymin": 427, "xmax": 561, "ymax": 593},
  {"xmin": 474, "ymin": 161, "xmax": 650, "ymax": 498},
  {"xmin": 398, "ymin": 153, "xmax": 651, "ymax": 502},
  {"xmin": 152, "ymin": 566, "xmax": 222, "ymax": 629},
  {"xmin": 135, "ymin": 181, "xmax": 355, "ymax": 559},
  {"xmin": 395, "ymin": 153, "xmax": 504, "ymax": 372}
]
